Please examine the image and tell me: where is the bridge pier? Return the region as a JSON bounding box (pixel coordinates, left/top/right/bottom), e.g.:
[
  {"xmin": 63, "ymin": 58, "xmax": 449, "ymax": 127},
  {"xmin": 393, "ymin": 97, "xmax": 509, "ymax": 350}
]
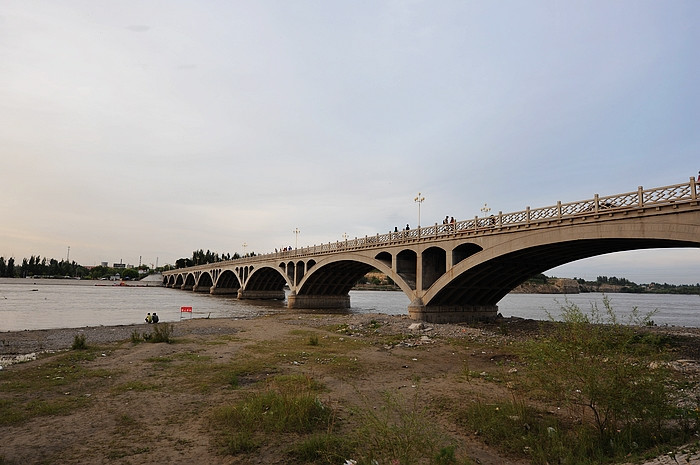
[
  {"xmin": 238, "ymin": 289, "xmax": 286, "ymax": 300},
  {"xmin": 192, "ymin": 285, "xmax": 210, "ymax": 293},
  {"xmin": 181, "ymin": 284, "xmax": 193, "ymax": 291},
  {"xmin": 408, "ymin": 301, "xmax": 498, "ymax": 324},
  {"xmin": 210, "ymin": 286, "xmax": 239, "ymax": 295},
  {"xmin": 287, "ymin": 294, "xmax": 351, "ymax": 309}
]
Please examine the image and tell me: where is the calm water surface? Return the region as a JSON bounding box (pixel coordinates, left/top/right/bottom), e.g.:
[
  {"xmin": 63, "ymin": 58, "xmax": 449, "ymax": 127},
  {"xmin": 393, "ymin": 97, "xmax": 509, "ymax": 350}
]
[{"xmin": 1, "ymin": 278, "xmax": 699, "ymax": 331}]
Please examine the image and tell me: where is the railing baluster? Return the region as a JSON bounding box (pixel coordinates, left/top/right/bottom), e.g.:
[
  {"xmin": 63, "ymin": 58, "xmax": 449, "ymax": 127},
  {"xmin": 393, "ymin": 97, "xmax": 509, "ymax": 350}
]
[{"xmin": 691, "ymin": 177, "xmax": 697, "ymax": 201}]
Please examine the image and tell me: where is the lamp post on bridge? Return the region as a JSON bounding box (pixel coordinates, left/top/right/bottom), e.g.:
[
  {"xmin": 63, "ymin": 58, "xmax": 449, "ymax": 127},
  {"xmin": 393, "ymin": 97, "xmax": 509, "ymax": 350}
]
[
  {"xmin": 293, "ymin": 228, "xmax": 300, "ymax": 249},
  {"xmin": 481, "ymin": 203, "xmax": 491, "ymax": 216},
  {"xmin": 414, "ymin": 192, "xmax": 425, "ymax": 228},
  {"xmin": 242, "ymin": 242, "xmax": 247, "ymax": 257}
]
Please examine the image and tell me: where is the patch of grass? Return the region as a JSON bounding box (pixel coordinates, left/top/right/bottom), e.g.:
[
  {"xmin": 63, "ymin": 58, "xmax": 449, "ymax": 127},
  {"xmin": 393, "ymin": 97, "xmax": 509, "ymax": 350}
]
[
  {"xmin": 346, "ymin": 390, "xmax": 464, "ymax": 465},
  {"xmin": 112, "ymin": 381, "xmax": 159, "ymax": 393},
  {"xmin": 212, "ymin": 374, "xmax": 332, "ymax": 456},
  {"xmin": 219, "ymin": 431, "xmax": 259, "ymax": 455},
  {"xmin": 380, "ymin": 332, "xmax": 417, "ymax": 346},
  {"xmin": 0, "ymin": 396, "xmax": 90, "ymax": 425},
  {"xmin": 288, "ymin": 433, "xmax": 353, "ymax": 465},
  {"xmin": 115, "ymin": 413, "xmax": 138, "ymax": 427},
  {"xmin": 326, "ymin": 323, "xmax": 350, "ymax": 334},
  {"xmin": 458, "ymin": 401, "xmax": 570, "ymax": 464},
  {"xmin": 213, "ymin": 374, "xmax": 330, "ymax": 434},
  {"xmin": 146, "ymin": 355, "xmax": 174, "ymax": 366},
  {"xmin": 244, "ymin": 331, "xmax": 365, "ymax": 377},
  {"xmin": 0, "ymin": 350, "xmax": 113, "ymax": 425},
  {"xmin": 174, "ymin": 351, "xmax": 212, "ymax": 363}
]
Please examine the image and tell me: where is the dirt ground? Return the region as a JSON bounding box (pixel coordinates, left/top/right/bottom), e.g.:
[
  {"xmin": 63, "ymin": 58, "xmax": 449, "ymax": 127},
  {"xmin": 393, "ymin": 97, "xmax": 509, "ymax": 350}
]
[{"xmin": 2, "ymin": 314, "xmax": 700, "ymax": 465}]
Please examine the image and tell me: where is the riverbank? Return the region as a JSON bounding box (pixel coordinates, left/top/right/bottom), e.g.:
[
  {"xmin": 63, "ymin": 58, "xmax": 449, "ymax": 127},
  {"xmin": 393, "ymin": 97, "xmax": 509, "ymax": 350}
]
[{"xmin": 2, "ymin": 313, "xmax": 700, "ymax": 464}]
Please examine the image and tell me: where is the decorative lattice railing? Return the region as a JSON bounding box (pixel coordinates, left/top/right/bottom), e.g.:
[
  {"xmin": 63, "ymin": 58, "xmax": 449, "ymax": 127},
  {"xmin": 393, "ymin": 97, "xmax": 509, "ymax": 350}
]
[{"xmin": 169, "ymin": 178, "xmax": 699, "ymax": 272}]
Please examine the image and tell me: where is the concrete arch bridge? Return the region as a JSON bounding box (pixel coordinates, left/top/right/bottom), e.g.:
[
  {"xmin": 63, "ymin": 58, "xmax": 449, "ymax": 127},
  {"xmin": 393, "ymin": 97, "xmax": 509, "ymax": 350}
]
[{"xmin": 163, "ymin": 178, "xmax": 700, "ymax": 323}]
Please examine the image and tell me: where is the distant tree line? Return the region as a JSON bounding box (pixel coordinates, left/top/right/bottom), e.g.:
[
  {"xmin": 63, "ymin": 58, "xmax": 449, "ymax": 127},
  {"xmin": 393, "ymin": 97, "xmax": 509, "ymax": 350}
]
[
  {"xmin": 0, "ymin": 255, "xmax": 164, "ymax": 280},
  {"xmin": 0, "ymin": 257, "xmax": 15, "ymax": 277},
  {"xmin": 175, "ymin": 249, "xmax": 253, "ymax": 268},
  {"xmin": 573, "ymin": 275, "xmax": 700, "ymax": 295}
]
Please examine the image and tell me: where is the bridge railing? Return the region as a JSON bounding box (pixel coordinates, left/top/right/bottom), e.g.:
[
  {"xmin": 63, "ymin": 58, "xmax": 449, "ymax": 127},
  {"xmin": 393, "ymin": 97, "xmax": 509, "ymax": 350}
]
[{"xmin": 165, "ymin": 178, "xmax": 699, "ymax": 274}]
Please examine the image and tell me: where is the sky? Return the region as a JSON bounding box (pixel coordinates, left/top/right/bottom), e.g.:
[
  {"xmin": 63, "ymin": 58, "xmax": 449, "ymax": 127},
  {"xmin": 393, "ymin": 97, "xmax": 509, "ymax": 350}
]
[{"xmin": 1, "ymin": 1, "xmax": 699, "ymax": 284}]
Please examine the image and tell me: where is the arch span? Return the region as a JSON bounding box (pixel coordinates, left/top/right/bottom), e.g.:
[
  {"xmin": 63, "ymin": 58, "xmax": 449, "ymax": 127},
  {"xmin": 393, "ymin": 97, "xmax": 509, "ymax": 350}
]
[
  {"xmin": 239, "ymin": 265, "xmax": 287, "ymax": 300},
  {"xmin": 289, "ymin": 254, "xmax": 410, "ymax": 309}
]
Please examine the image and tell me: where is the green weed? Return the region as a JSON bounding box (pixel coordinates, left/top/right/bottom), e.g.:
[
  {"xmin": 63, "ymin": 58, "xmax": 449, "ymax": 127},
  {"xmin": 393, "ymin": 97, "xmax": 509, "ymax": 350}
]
[
  {"xmin": 347, "ymin": 390, "xmax": 464, "ymax": 465},
  {"xmin": 212, "ymin": 374, "xmax": 332, "ymax": 455},
  {"xmin": 71, "ymin": 334, "xmax": 87, "ymax": 350},
  {"xmin": 464, "ymin": 298, "xmax": 700, "ymax": 463}
]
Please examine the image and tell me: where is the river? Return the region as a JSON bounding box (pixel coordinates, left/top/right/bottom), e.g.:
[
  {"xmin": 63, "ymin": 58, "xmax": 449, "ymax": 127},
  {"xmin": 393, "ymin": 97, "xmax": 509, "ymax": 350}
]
[{"xmin": 0, "ymin": 278, "xmax": 698, "ymax": 332}]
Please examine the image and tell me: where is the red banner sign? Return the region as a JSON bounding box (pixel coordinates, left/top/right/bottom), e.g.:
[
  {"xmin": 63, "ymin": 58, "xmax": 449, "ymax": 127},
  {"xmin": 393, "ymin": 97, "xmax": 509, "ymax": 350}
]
[{"xmin": 180, "ymin": 306, "xmax": 192, "ymax": 313}]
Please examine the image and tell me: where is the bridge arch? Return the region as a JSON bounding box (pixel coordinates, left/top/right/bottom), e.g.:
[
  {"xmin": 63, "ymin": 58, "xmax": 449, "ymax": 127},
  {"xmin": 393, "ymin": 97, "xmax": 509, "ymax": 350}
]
[
  {"xmin": 288, "ymin": 253, "xmax": 412, "ymax": 309},
  {"xmin": 238, "ymin": 265, "xmax": 287, "ymax": 300},
  {"xmin": 422, "ymin": 216, "xmax": 700, "ymax": 312},
  {"xmin": 194, "ymin": 271, "xmax": 213, "ymax": 292},
  {"xmin": 211, "ymin": 269, "xmax": 241, "ymax": 295}
]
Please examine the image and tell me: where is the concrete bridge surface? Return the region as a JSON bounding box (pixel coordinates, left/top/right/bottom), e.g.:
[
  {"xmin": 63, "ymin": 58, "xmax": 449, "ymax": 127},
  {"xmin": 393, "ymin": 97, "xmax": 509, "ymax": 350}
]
[{"xmin": 163, "ymin": 178, "xmax": 700, "ymax": 323}]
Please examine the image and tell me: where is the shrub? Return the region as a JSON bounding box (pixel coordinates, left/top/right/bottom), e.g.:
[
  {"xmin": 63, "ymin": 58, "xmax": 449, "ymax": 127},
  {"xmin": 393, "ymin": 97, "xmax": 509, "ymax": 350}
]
[
  {"xmin": 148, "ymin": 324, "xmax": 173, "ymax": 343},
  {"xmin": 71, "ymin": 334, "xmax": 87, "ymax": 350},
  {"xmin": 517, "ymin": 297, "xmax": 688, "ymax": 459}
]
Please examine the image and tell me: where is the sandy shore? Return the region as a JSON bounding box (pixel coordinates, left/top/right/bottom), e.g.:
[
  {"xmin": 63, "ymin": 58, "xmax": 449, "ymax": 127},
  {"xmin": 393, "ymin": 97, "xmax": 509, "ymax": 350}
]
[
  {"xmin": 2, "ymin": 313, "xmax": 700, "ymax": 464},
  {"xmin": 0, "ymin": 318, "xmax": 251, "ymax": 357}
]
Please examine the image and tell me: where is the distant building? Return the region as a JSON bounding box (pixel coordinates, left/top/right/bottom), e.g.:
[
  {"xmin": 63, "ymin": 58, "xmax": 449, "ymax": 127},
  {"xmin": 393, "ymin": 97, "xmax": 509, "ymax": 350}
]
[{"xmin": 113, "ymin": 263, "xmax": 126, "ymax": 269}]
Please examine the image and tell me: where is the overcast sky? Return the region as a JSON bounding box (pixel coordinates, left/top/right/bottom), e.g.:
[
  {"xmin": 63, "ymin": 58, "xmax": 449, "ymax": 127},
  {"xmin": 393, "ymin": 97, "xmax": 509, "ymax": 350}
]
[{"xmin": 1, "ymin": 1, "xmax": 698, "ymax": 284}]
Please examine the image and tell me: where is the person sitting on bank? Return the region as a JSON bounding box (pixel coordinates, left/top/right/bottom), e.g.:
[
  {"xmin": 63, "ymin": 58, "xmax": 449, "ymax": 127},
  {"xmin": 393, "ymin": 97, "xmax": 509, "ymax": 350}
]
[
  {"xmin": 152, "ymin": 312, "xmax": 159, "ymax": 323},
  {"xmin": 145, "ymin": 313, "xmax": 152, "ymax": 324}
]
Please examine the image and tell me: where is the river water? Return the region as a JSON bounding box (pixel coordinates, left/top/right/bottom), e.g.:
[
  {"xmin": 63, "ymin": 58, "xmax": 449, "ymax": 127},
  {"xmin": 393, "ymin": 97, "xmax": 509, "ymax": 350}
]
[{"xmin": 0, "ymin": 278, "xmax": 698, "ymax": 332}]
